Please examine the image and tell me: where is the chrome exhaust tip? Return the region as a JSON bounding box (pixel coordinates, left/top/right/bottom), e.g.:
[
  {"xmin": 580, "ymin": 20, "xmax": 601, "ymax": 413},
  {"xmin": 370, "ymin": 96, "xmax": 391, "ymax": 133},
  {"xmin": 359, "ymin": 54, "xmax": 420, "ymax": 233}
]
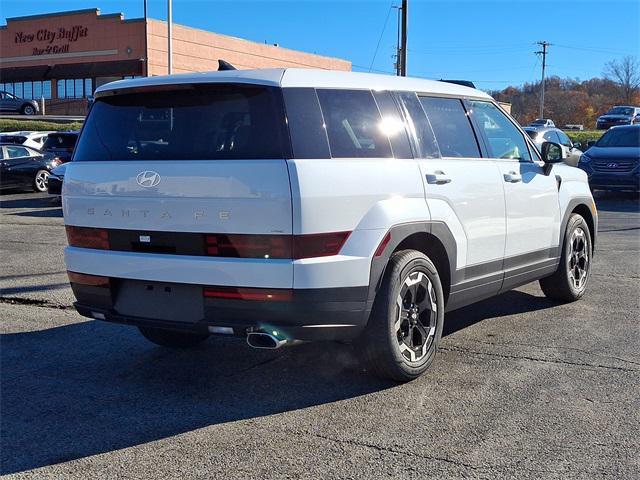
[{"xmin": 246, "ymin": 332, "xmax": 287, "ymax": 349}]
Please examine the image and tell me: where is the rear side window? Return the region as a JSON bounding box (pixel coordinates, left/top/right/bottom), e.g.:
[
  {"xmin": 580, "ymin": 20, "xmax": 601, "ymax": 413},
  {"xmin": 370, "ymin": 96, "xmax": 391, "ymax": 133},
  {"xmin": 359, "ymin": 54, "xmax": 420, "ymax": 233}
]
[
  {"xmin": 316, "ymin": 89, "xmax": 392, "ymax": 158},
  {"xmin": 419, "ymin": 97, "xmax": 480, "ymax": 158},
  {"xmin": 74, "ymin": 84, "xmax": 289, "ymax": 161},
  {"xmin": 6, "ymin": 146, "xmax": 30, "ymax": 158}
]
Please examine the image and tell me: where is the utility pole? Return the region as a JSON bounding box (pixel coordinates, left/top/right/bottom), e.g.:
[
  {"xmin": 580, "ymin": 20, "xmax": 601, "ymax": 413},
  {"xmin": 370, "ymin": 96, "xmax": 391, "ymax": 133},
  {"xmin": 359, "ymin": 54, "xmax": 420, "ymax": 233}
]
[
  {"xmin": 394, "ymin": 5, "xmax": 401, "ymax": 75},
  {"xmin": 535, "ymin": 41, "xmax": 551, "ymax": 118},
  {"xmin": 400, "ymin": 0, "xmax": 408, "ymax": 76},
  {"xmin": 167, "ymin": 0, "xmax": 173, "ymax": 74}
]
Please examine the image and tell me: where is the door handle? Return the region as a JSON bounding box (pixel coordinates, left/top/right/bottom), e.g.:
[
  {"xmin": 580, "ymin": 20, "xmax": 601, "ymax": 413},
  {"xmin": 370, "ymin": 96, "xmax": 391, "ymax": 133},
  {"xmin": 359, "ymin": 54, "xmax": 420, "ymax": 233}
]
[
  {"xmin": 425, "ymin": 171, "xmax": 452, "ymax": 185},
  {"xmin": 503, "ymin": 171, "xmax": 522, "ymax": 183}
]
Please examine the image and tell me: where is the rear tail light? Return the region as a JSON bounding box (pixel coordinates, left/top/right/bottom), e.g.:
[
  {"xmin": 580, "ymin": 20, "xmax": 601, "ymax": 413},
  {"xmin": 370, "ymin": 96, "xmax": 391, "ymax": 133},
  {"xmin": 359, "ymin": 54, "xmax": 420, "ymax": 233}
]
[
  {"xmin": 292, "ymin": 231, "xmax": 351, "ymax": 259},
  {"xmin": 66, "ymin": 226, "xmax": 109, "ymax": 249},
  {"xmin": 203, "ymin": 286, "xmax": 293, "ymax": 301},
  {"xmin": 204, "ymin": 231, "xmax": 351, "ymax": 259},
  {"xmin": 67, "ymin": 271, "xmax": 110, "ymax": 288},
  {"xmin": 204, "ymin": 234, "xmax": 292, "ymax": 259}
]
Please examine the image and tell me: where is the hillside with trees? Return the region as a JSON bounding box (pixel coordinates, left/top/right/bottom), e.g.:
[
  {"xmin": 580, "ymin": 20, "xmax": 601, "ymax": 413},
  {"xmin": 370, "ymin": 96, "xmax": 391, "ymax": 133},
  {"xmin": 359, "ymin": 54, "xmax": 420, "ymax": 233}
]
[{"xmin": 491, "ymin": 56, "xmax": 640, "ymax": 129}]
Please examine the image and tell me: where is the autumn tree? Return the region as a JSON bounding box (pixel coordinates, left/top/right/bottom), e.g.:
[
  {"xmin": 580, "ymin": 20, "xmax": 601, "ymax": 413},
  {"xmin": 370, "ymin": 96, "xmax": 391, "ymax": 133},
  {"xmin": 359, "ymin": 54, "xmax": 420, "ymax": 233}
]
[{"xmin": 604, "ymin": 56, "xmax": 640, "ymax": 104}]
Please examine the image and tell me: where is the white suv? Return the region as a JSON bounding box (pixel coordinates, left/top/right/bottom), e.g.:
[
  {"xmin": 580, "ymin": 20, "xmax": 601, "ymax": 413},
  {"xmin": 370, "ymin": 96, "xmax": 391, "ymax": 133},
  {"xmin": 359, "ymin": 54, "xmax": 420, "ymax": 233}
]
[{"xmin": 63, "ymin": 69, "xmax": 597, "ymax": 381}]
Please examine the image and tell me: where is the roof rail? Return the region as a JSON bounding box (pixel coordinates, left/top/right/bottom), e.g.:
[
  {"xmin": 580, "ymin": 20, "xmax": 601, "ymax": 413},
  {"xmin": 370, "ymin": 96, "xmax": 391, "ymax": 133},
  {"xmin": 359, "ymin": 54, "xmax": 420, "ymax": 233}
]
[{"xmin": 439, "ymin": 79, "xmax": 476, "ymax": 89}]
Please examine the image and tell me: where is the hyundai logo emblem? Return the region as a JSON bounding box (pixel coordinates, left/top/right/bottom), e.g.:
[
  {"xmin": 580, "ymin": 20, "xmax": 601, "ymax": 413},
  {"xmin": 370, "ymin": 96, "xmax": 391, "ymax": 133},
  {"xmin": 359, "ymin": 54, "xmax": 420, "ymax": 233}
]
[
  {"xmin": 607, "ymin": 163, "xmax": 619, "ymax": 169},
  {"xmin": 136, "ymin": 171, "xmax": 161, "ymax": 188}
]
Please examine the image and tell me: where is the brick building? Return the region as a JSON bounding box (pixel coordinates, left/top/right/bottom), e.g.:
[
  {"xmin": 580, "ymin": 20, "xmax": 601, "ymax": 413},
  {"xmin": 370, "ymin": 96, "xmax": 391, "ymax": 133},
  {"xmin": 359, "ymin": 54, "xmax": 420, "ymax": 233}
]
[{"xmin": 0, "ymin": 8, "xmax": 351, "ymax": 115}]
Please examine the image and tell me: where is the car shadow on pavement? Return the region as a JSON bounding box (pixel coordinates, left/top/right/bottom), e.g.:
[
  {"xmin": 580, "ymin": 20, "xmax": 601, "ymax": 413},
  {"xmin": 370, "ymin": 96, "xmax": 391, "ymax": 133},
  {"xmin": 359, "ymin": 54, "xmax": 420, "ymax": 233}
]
[
  {"xmin": 11, "ymin": 208, "xmax": 63, "ymax": 218},
  {"xmin": 1, "ymin": 289, "xmax": 557, "ymax": 474},
  {"xmin": 593, "ymin": 191, "xmax": 640, "ymax": 212},
  {"xmin": 0, "ymin": 195, "xmax": 55, "ymax": 209},
  {"xmin": 443, "ymin": 290, "xmax": 558, "ymax": 336},
  {"xmin": 0, "ymin": 320, "xmax": 393, "ymax": 475}
]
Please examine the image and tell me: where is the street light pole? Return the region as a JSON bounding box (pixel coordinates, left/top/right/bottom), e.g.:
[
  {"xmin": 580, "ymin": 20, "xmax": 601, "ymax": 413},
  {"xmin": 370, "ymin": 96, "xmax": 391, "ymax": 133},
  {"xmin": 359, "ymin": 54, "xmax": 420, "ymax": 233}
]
[{"xmin": 167, "ymin": 0, "xmax": 173, "ymax": 74}]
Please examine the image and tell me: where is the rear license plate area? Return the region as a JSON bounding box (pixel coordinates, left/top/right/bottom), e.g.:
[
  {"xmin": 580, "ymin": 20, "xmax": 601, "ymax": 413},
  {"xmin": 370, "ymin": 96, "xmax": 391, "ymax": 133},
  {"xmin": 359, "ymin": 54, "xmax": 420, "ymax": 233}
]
[{"xmin": 114, "ymin": 280, "xmax": 203, "ymax": 323}]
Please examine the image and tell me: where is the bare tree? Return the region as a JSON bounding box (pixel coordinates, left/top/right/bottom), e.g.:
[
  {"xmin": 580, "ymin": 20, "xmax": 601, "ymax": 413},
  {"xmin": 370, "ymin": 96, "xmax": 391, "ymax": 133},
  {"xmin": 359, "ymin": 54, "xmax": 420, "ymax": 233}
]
[{"xmin": 604, "ymin": 56, "xmax": 640, "ymax": 104}]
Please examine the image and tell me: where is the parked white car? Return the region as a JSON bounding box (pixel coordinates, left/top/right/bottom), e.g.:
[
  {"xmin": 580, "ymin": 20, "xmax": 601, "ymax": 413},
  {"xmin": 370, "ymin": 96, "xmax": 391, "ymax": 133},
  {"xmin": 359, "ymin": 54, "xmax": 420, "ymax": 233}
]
[
  {"xmin": 0, "ymin": 131, "xmax": 53, "ymax": 150},
  {"xmin": 523, "ymin": 126, "xmax": 583, "ymax": 166},
  {"xmin": 62, "ymin": 69, "xmax": 597, "ymax": 381}
]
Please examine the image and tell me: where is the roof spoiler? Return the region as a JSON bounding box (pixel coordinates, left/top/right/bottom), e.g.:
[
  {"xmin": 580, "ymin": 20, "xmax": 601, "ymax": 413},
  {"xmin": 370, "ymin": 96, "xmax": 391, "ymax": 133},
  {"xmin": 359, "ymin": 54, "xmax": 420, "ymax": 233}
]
[
  {"xmin": 218, "ymin": 59, "xmax": 237, "ymax": 71},
  {"xmin": 439, "ymin": 79, "xmax": 476, "ymax": 89}
]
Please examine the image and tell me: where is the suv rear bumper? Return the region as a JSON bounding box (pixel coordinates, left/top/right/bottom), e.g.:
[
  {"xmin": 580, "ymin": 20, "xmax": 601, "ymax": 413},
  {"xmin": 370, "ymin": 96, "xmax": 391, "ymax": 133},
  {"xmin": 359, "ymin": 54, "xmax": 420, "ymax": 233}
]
[{"xmin": 72, "ymin": 282, "xmax": 370, "ymax": 342}]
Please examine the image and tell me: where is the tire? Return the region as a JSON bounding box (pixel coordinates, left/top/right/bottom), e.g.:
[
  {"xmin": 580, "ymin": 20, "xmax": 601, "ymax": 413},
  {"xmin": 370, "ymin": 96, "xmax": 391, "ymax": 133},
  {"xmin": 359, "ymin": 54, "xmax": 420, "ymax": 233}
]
[
  {"xmin": 22, "ymin": 104, "xmax": 36, "ymax": 115},
  {"xmin": 539, "ymin": 213, "xmax": 592, "ymax": 302},
  {"xmin": 359, "ymin": 250, "xmax": 445, "ymax": 382},
  {"xmin": 138, "ymin": 326, "xmax": 209, "ymax": 348},
  {"xmin": 33, "ymin": 170, "xmax": 50, "ymax": 192}
]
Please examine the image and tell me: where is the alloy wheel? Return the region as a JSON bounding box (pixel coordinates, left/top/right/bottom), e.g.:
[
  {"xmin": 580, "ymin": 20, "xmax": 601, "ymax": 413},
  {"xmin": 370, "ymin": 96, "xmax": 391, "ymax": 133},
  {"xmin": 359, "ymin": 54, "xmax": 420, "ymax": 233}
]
[
  {"xmin": 568, "ymin": 227, "xmax": 589, "ymax": 290},
  {"xmin": 35, "ymin": 171, "xmax": 49, "ymax": 192},
  {"xmin": 395, "ymin": 271, "xmax": 438, "ymax": 363}
]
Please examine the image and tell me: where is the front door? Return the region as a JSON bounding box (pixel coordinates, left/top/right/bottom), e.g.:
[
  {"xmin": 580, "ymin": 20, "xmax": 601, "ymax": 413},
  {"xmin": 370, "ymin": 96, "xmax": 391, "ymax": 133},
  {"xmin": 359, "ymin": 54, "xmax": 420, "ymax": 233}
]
[{"xmin": 468, "ymin": 100, "xmax": 561, "ymax": 290}]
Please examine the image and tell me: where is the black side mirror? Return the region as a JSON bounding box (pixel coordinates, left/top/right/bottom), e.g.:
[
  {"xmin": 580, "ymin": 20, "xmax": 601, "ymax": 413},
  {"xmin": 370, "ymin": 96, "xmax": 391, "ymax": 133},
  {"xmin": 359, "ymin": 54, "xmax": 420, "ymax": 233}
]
[
  {"xmin": 587, "ymin": 140, "xmax": 596, "ymax": 149},
  {"xmin": 541, "ymin": 141, "xmax": 565, "ymax": 163}
]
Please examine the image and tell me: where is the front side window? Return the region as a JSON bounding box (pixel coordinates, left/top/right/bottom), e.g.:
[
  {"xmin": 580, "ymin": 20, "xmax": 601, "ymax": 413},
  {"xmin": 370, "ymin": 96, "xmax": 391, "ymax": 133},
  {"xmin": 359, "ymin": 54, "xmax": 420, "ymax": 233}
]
[
  {"xmin": 396, "ymin": 91, "xmax": 440, "ymax": 158},
  {"xmin": 6, "ymin": 146, "xmax": 30, "ymax": 158},
  {"xmin": 543, "ymin": 131, "xmax": 560, "ymax": 143},
  {"xmin": 556, "ymin": 130, "xmax": 572, "ymax": 147},
  {"xmin": 419, "ymin": 97, "xmax": 480, "ymax": 158},
  {"xmin": 74, "ymin": 84, "xmax": 289, "ymax": 161},
  {"xmin": 316, "ymin": 89, "xmax": 392, "ymax": 158},
  {"xmin": 469, "ymin": 101, "xmax": 531, "ymax": 162}
]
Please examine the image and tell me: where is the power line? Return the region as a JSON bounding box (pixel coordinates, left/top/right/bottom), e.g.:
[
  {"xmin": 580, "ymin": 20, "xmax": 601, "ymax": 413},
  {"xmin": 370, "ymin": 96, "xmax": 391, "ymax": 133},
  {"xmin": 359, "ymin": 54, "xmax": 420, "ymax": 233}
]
[{"xmin": 368, "ymin": 2, "xmax": 394, "ymax": 72}]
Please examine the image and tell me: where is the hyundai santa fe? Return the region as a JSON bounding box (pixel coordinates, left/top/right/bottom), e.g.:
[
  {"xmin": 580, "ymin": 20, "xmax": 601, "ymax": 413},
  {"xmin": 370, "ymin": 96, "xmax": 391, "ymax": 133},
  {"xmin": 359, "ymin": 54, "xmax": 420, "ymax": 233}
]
[{"xmin": 63, "ymin": 69, "xmax": 597, "ymax": 381}]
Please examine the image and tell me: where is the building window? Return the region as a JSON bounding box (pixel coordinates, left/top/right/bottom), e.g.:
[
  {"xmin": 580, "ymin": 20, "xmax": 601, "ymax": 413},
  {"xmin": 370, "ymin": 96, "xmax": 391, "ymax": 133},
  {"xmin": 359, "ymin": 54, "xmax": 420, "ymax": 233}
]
[
  {"xmin": 0, "ymin": 81, "xmax": 52, "ymax": 100},
  {"xmin": 56, "ymin": 78, "xmax": 94, "ymax": 99}
]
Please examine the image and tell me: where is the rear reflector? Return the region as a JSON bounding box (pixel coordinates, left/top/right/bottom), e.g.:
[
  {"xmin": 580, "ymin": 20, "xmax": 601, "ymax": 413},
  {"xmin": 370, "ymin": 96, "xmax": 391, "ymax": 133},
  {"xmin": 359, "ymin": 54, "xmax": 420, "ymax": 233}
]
[
  {"xmin": 374, "ymin": 232, "xmax": 391, "ymax": 257},
  {"xmin": 204, "ymin": 231, "xmax": 351, "ymax": 259},
  {"xmin": 66, "ymin": 226, "xmax": 109, "ymax": 249},
  {"xmin": 203, "ymin": 286, "xmax": 293, "ymax": 302},
  {"xmin": 67, "ymin": 271, "xmax": 111, "ymax": 288}
]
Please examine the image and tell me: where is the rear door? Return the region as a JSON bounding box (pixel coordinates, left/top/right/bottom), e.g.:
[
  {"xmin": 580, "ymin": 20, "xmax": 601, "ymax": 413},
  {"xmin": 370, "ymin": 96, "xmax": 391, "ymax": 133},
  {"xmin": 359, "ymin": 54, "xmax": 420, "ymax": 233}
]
[
  {"xmin": 397, "ymin": 92, "xmax": 507, "ymax": 305},
  {"xmin": 64, "ymin": 83, "xmax": 294, "ymax": 286},
  {"xmin": 468, "ymin": 100, "xmax": 560, "ymax": 289},
  {"xmin": 3, "ymin": 145, "xmax": 37, "ymax": 188}
]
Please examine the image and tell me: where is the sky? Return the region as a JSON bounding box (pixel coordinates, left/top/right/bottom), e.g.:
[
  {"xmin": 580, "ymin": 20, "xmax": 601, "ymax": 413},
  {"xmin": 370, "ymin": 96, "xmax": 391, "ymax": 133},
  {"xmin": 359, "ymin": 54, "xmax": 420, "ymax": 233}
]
[{"xmin": 2, "ymin": 0, "xmax": 639, "ymax": 92}]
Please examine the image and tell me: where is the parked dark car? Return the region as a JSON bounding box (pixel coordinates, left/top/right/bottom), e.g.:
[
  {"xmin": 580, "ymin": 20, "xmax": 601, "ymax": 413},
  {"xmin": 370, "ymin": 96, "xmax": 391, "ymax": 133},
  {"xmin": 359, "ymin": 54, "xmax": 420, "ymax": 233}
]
[
  {"xmin": 0, "ymin": 144, "xmax": 61, "ymax": 192},
  {"xmin": 47, "ymin": 162, "xmax": 67, "ymax": 196},
  {"xmin": 0, "ymin": 91, "xmax": 40, "ymax": 115},
  {"xmin": 578, "ymin": 125, "xmax": 640, "ymax": 192},
  {"xmin": 41, "ymin": 131, "xmax": 79, "ymax": 163},
  {"xmin": 596, "ymin": 106, "xmax": 640, "ymax": 130}
]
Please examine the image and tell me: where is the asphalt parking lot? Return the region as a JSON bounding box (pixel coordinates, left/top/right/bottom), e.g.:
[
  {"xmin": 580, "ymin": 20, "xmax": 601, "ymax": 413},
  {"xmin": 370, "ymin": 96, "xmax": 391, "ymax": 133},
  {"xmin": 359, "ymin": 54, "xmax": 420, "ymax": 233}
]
[{"xmin": 1, "ymin": 190, "xmax": 639, "ymax": 479}]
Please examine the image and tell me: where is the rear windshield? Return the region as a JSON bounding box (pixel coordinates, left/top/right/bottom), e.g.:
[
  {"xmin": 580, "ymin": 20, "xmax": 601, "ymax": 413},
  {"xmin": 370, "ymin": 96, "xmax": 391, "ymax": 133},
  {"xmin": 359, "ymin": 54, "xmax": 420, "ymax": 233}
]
[
  {"xmin": 595, "ymin": 128, "xmax": 640, "ymax": 147},
  {"xmin": 74, "ymin": 84, "xmax": 289, "ymax": 161},
  {"xmin": 44, "ymin": 134, "xmax": 77, "ymax": 150}
]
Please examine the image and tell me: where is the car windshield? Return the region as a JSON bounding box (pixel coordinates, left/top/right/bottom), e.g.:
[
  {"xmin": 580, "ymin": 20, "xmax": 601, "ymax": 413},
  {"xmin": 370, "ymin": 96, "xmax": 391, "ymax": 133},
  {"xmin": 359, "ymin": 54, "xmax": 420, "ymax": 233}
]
[
  {"xmin": 531, "ymin": 120, "xmax": 546, "ymax": 125},
  {"xmin": 43, "ymin": 134, "xmax": 77, "ymax": 150},
  {"xmin": 0, "ymin": 135, "xmax": 27, "ymax": 144},
  {"xmin": 607, "ymin": 107, "xmax": 634, "ymax": 116},
  {"xmin": 596, "ymin": 128, "xmax": 640, "ymax": 147}
]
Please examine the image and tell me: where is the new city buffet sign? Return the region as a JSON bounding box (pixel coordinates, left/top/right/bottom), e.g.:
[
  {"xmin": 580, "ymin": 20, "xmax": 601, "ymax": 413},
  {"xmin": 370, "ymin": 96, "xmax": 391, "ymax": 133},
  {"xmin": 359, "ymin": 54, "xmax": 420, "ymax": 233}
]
[{"xmin": 14, "ymin": 26, "xmax": 89, "ymax": 56}]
